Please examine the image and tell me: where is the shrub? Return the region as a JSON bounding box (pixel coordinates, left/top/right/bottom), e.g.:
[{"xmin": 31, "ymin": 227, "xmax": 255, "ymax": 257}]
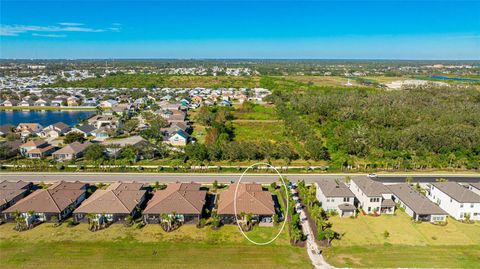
[{"xmin": 383, "ymin": 230, "xmax": 390, "ymax": 239}]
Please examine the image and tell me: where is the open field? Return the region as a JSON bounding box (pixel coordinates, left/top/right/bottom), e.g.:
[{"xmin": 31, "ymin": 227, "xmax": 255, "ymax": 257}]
[
  {"xmin": 232, "ymin": 104, "xmax": 278, "ymax": 120},
  {"xmin": 0, "ymin": 222, "xmax": 310, "ymax": 269},
  {"xmin": 233, "ymin": 121, "xmax": 286, "ymax": 142},
  {"xmin": 323, "ymin": 211, "xmax": 480, "ymax": 267}
]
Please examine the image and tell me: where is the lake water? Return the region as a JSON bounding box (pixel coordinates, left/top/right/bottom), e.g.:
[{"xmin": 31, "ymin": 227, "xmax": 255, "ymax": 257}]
[{"xmin": 0, "ymin": 110, "xmax": 96, "ymax": 127}]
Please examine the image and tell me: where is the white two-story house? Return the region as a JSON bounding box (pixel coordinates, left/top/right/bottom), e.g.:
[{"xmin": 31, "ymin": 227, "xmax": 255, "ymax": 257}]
[
  {"xmin": 427, "ymin": 182, "xmax": 480, "ymax": 221},
  {"xmin": 349, "ymin": 177, "xmax": 395, "ymax": 215},
  {"xmin": 316, "ymin": 179, "xmax": 356, "ymax": 217}
]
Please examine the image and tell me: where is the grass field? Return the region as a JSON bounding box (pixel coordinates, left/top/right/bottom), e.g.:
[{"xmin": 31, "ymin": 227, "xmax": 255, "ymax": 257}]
[
  {"xmin": 0, "ymin": 222, "xmax": 310, "ymax": 269},
  {"xmin": 233, "ymin": 121, "xmax": 286, "ymax": 142},
  {"xmin": 323, "ymin": 211, "xmax": 480, "ymax": 268},
  {"xmin": 232, "ymin": 104, "xmax": 278, "ymax": 120}
]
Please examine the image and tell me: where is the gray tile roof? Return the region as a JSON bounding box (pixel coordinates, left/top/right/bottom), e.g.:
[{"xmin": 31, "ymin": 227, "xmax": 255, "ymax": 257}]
[
  {"xmin": 316, "ymin": 179, "xmax": 355, "ymax": 198},
  {"xmin": 431, "ymin": 182, "xmax": 480, "ymax": 203},
  {"xmin": 388, "ymin": 184, "xmax": 447, "ymax": 215},
  {"xmin": 351, "ymin": 176, "xmax": 391, "ymax": 197},
  {"xmin": 470, "ymin": 182, "xmax": 480, "ymax": 191}
]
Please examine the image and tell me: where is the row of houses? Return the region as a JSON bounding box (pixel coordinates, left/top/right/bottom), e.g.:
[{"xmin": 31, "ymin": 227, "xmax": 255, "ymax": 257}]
[
  {"xmin": 316, "ymin": 176, "xmax": 480, "ymax": 222},
  {"xmin": 0, "ymin": 181, "xmax": 276, "ymax": 228}
]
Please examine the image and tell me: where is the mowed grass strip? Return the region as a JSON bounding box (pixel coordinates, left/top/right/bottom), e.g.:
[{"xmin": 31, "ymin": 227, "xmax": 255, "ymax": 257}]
[
  {"xmin": 0, "ymin": 223, "xmax": 308, "ymax": 269},
  {"xmin": 324, "ymin": 245, "xmax": 480, "ymax": 268},
  {"xmin": 0, "ymin": 241, "xmax": 310, "ymax": 269}
]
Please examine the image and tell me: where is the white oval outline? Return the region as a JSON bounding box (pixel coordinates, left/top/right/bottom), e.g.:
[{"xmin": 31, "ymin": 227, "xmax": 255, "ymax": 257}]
[{"xmin": 233, "ymin": 162, "xmax": 289, "ymax": 245}]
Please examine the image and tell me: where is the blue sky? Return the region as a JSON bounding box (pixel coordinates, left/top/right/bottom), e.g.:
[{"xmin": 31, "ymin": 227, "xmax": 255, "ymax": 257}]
[{"xmin": 1, "ymin": 0, "xmax": 479, "ymax": 59}]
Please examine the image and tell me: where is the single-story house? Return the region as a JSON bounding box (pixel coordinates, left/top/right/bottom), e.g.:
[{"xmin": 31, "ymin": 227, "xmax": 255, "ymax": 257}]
[
  {"xmin": 316, "ymin": 179, "xmax": 356, "ymax": 217},
  {"xmin": 73, "ymin": 182, "xmax": 146, "ymax": 224},
  {"xmin": 17, "ymin": 123, "xmax": 43, "ymax": 134},
  {"xmin": 167, "ymin": 129, "xmax": 189, "ymax": 146},
  {"xmin": 99, "ymin": 99, "xmax": 119, "ymax": 108},
  {"xmin": 427, "ymin": 182, "xmax": 480, "ymax": 221},
  {"xmin": 3, "ymin": 181, "xmax": 87, "ymax": 223},
  {"xmin": 39, "ymin": 122, "xmax": 71, "ymax": 138},
  {"xmin": 388, "ymin": 184, "xmax": 447, "ymax": 222},
  {"xmin": 18, "ymin": 100, "xmax": 32, "ymax": 107},
  {"xmin": 349, "ymin": 176, "xmax": 395, "ymax": 215},
  {"xmin": 217, "ymin": 183, "xmax": 275, "ymax": 224},
  {"xmin": 52, "ymin": 141, "xmax": 91, "ymax": 161},
  {"xmin": 69, "ymin": 124, "xmax": 96, "ymax": 137},
  {"xmin": 34, "ymin": 99, "xmax": 49, "ymax": 106},
  {"xmin": 19, "ymin": 139, "xmax": 49, "ymax": 156},
  {"xmin": 25, "ymin": 145, "xmax": 56, "ymax": 159},
  {"xmin": 143, "ymin": 182, "xmax": 207, "ymax": 224},
  {"xmin": 0, "ymin": 180, "xmax": 32, "ymax": 213},
  {"xmin": 2, "ymin": 99, "xmax": 18, "ymax": 107},
  {"xmin": 101, "ymin": 136, "xmax": 150, "ymax": 157},
  {"xmin": 87, "ymin": 115, "xmax": 120, "ymax": 129}
]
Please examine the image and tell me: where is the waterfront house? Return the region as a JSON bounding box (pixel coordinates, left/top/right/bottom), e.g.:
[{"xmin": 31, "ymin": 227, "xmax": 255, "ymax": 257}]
[
  {"xmin": 349, "ymin": 177, "xmax": 395, "ymax": 215},
  {"xmin": 217, "ymin": 183, "xmax": 275, "ymax": 224},
  {"xmin": 70, "ymin": 124, "xmax": 96, "ymax": 137},
  {"xmin": 73, "ymin": 182, "xmax": 146, "ymax": 224},
  {"xmin": 143, "ymin": 182, "xmax": 207, "ymax": 224},
  {"xmin": 50, "ymin": 99, "xmax": 64, "ymax": 106},
  {"xmin": 34, "ymin": 99, "xmax": 49, "ymax": 106},
  {"xmin": 2, "ymin": 99, "xmax": 18, "ymax": 107},
  {"xmin": 40, "ymin": 122, "xmax": 71, "ymax": 138},
  {"xmin": 87, "ymin": 115, "xmax": 120, "ymax": 129},
  {"xmin": 99, "ymin": 99, "xmax": 118, "ymax": 108},
  {"xmin": 388, "ymin": 184, "xmax": 447, "ymax": 222},
  {"xmin": 18, "ymin": 100, "xmax": 32, "ymax": 107},
  {"xmin": 427, "ymin": 182, "xmax": 480, "ymax": 221},
  {"xmin": 67, "ymin": 96, "xmax": 79, "ymax": 106},
  {"xmin": 315, "ymin": 179, "xmax": 356, "ymax": 217},
  {"xmin": 4, "ymin": 181, "xmax": 88, "ymax": 224},
  {"xmin": 52, "ymin": 141, "xmax": 91, "ymax": 161},
  {"xmin": 16, "ymin": 123, "xmax": 43, "ymax": 133}
]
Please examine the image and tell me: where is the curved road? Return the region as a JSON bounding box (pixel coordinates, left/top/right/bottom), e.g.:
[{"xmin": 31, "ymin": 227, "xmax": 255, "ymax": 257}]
[{"xmin": 0, "ymin": 172, "xmax": 478, "ymax": 184}]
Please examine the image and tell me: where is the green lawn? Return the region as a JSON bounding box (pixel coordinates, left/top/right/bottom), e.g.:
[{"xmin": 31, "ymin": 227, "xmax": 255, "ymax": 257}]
[
  {"xmin": 323, "ymin": 211, "xmax": 480, "ymax": 268},
  {"xmin": 233, "ymin": 104, "xmax": 278, "ymax": 120},
  {"xmin": 0, "ymin": 222, "xmax": 310, "ymax": 269}
]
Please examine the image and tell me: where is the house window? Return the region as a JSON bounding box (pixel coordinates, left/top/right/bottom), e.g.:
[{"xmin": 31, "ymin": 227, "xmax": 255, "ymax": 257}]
[
  {"xmin": 460, "ymin": 204, "xmax": 464, "ymax": 208},
  {"xmin": 471, "ymin": 204, "xmax": 474, "ymax": 208},
  {"xmin": 450, "ymin": 198, "xmax": 452, "ymax": 203},
  {"xmin": 343, "ymin": 197, "xmax": 349, "ymax": 202}
]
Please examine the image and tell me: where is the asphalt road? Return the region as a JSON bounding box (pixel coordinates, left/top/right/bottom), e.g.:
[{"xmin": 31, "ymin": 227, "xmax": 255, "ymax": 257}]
[{"xmin": 0, "ymin": 172, "xmax": 478, "ymax": 184}]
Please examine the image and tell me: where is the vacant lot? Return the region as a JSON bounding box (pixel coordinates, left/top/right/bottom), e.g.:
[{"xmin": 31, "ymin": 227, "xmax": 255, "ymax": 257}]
[
  {"xmin": 323, "ymin": 211, "xmax": 480, "ymax": 267},
  {"xmin": 233, "ymin": 121, "xmax": 286, "ymax": 142},
  {"xmin": 233, "ymin": 104, "xmax": 278, "ymax": 120},
  {"xmin": 0, "ymin": 223, "xmax": 310, "ymax": 269}
]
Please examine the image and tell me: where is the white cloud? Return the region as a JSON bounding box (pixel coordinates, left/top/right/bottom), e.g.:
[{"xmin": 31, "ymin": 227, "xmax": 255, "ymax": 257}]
[
  {"xmin": 32, "ymin": 33, "xmax": 66, "ymax": 38},
  {"xmin": 0, "ymin": 23, "xmax": 119, "ymax": 36},
  {"xmin": 58, "ymin": 22, "xmax": 84, "ymax": 26}
]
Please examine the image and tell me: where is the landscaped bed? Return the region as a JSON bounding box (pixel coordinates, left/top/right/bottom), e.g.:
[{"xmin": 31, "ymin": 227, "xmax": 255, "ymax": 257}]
[
  {"xmin": 323, "ymin": 211, "xmax": 480, "ymax": 268},
  {"xmin": 0, "ymin": 222, "xmax": 310, "ymax": 269}
]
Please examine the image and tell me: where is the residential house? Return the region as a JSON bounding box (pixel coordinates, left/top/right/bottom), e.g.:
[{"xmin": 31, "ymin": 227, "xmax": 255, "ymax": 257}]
[
  {"xmin": 39, "ymin": 122, "xmax": 71, "ymax": 138},
  {"xmin": 99, "ymin": 99, "xmax": 119, "ymax": 108},
  {"xmin": 69, "ymin": 124, "xmax": 96, "ymax": 137},
  {"xmin": 2, "ymin": 99, "xmax": 18, "ymax": 107},
  {"xmin": 388, "ymin": 184, "xmax": 447, "ymax": 222},
  {"xmin": 19, "ymin": 139, "xmax": 49, "ymax": 156},
  {"xmin": 87, "ymin": 115, "xmax": 120, "ymax": 129},
  {"xmin": 166, "ymin": 129, "xmax": 189, "ymax": 146},
  {"xmin": 25, "ymin": 145, "xmax": 56, "ymax": 159},
  {"xmin": 143, "ymin": 182, "xmax": 207, "ymax": 224},
  {"xmin": 0, "ymin": 180, "xmax": 32, "ymax": 213},
  {"xmin": 16, "ymin": 123, "xmax": 43, "ymax": 137},
  {"xmin": 101, "ymin": 136, "xmax": 150, "ymax": 157},
  {"xmin": 73, "ymin": 182, "xmax": 146, "ymax": 224},
  {"xmin": 3, "ymin": 181, "xmax": 88, "ymax": 223},
  {"xmin": 50, "ymin": 99, "xmax": 64, "ymax": 106},
  {"xmin": 469, "ymin": 183, "xmax": 480, "ymax": 196},
  {"xmin": 315, "ymin": 179, "xmax": 356, "ymax": 217},
  {"xmin": 52, "ymin": 141, "xmax": 91, "ymax": 161},
  {"xmin": 217, "ymin": 183, "xmax": 275, "ymax": 224},
  {"xmin": 18, "ymin": 100, "xmax": 32, "ymax": 107},
  {"xmin": 427, "ymin": 182, "xmax": 480, "ymax": 220},
  {"xmin": 67, "ymin": 96, "xmax": 79, "ymax": 106},
  {"xmin": 349, "ymin": 177, "xmax": 395, "ymax": 215},
  {"xmin": 34, "ymin": 99, "xmax": 49, "ymax": 106}
]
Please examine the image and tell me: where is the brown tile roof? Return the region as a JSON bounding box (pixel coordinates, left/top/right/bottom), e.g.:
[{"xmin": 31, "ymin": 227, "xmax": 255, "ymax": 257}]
[
  {"xmin": 52, "ymin": 141, "xmax": 91, "ymax": 155},
  {"xmin": 4, "ymin": 188, "xmax": 85, "ymax": 213},
  {"xmin": 48, "ymin": 181, "xmax": 88, "ymax": 191},
  {"xmin": 217, "ymin": 183, "xmax": 275, "ymax": 215},
  {"xmin": 0, "ymin": 189, "xmax": 29, "ymax": 209},
  {"xmin": 20, "ymin": 139, "xmax": 48, "ymax": 148},
  {"xmin": 143, "ymin": 183, "xmax": 206, "ymax": 215},
  {"xmin": 26, "ymin": 145, "xmax": 55, "ymax": 154},
  {"xmin": 74, "ymin": 189, "xmax": 146, "ymax": 214},
  {"xmin": 107, "ymin": 182, "xmax": 145, "ymax": 191},
  {"xmin": 0, "ymin": 180, "xmax": 31, "ymax": 190}
]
